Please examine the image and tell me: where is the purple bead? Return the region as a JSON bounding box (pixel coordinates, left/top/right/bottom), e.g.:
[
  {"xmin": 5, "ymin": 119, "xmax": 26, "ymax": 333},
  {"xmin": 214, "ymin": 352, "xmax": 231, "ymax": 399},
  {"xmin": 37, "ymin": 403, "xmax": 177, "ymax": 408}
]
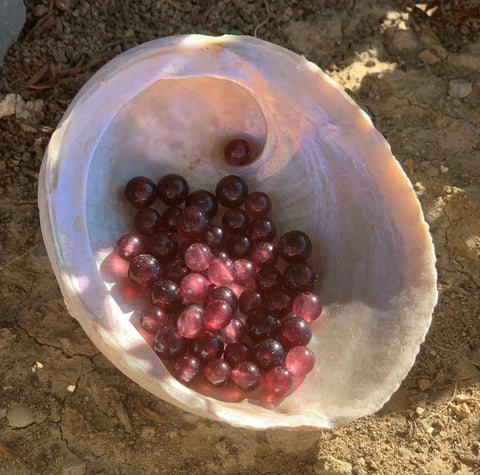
[
  {"xmin": 223, "ymin": 139, "xmax": 252, "ymax": 166},
  {"xmin": 128, "ymin": 254, "xmax": 161, "ymax": 288},
  {"xmin": 283, "ymin": 261, "xmax": 317, "ymax": 293},
  {"xmin": 184, "ymin": 242, "xmax": 213, "ymax": 272},
  {"xmin": 162, "ymin": 206, "xmax": 182, "ymax": 232},
  {"xmin": 204, "ymin": 300, "xmax": 233, "ymax": 330},
  {"xmin": 264, "ymin": 366, "xmax": 295, "ymax": 396},
  {"xmin": 173, "ymin": 354, "xmax": 201, "ymax": 384},
  {"xmin": 134, "ymin": 208, "xmax": 163, "ymax": 236},
  {"xmin": 186, "ymin": 190, "xmax": 218, "ymax": 219},
  {"xmin": 246, "ymin": 309, "xmax": 280, "ymax": 341},
  {"xmin": 115, "ymin": 233, "xmax": 146, "ymax": 262},
  {"xmin": 286, "ymin": 346, "xmax": 315, "ymax": 377},
  {"xmin": 208, "ymin": 256, "xmax": 234, "ymax": 286},
  {"xmin": 217, "ymin": 318, "xmax": 246, "ymax": 344},
  {"xmin": 278, "ymin": 230, "xmax": 312, "ymax": 262},
  {"xmin": 180, "ymin": 273, "xmax": 210, "ymax": 305},
  {"xmin": 249, "ymin": 217, "xmax": 276, "ymax": 242},
  {"xmin": 250, "ymin": 241, "xmax": 278, "ymax": 267},
  {"xmin": 157, "ymin": 174, "xmax": 189, "ymax": 206},
  {"xmin": 244, "ymin": 191, "xmax": 272, "ymax": 218},
  {"xmin": 255, "ymin": 266, "xmax": 282, "ymax": 294},
  {"xmin": 139, "ymin": 305, "xmax": 168, "ymax": 334},
  {"xmin": 125, "ymin": 176, "xmax": 156, "ymax": 209},
  {"xmin": 278, "ymin": 317, "xmax": 312, "ymax": 350},
  {"xmin": 150, "ymin": 278, "xmax": 182, "ymax": 311},
  {"xmin": 226, "ymin": 234, "xmax": 252, "ymax": 259},
  {"xmin": 204, "ymin": 359, "xmax": 232, "ymax": 386},
  {"xmin": 190, "ymin": 332, "xmax": 224, "ymax": 363},
  {"xmin": 176, "ymin": 306, "xmax": 205, "ymax": 339},
  {"xmin": 222, "ymin": 208, "xmax": 250, "ymax": 234},
  {"xmin": 224, "ymin": 342, "xmax": 254, "ymax": 366},
  {"xmin": 163, "ymin": 259, "xmax": 190, "ymax": 284},
  {"xmin": 202, "ymin": 224, "xmax": 226, "ymax": 249},
  {"xmin": 233, "ymin": 259, "xmax": 256, "ymax": 287},
  {"xmin": 238, "ymin": 288, "xmax": 262, "ymax": 316},
  {"xmin": 254, "ymin": 338, "xmax": 286, "ymax": 370},
  {"xmin": 176, "ymin": 206, "xmax": 209, "ymax": 240},
  {"xmin": 153, "ymin": 326, "xmax": 187, "ymax": 360},
  {"xmin": 215, "ymin": 175, "xmax": 248, "ymax": 208},
  {"xmin": 231, "ymin": 361, "xmax": 261, "ymax": 391},
  {"xmin": 146, "ymin": 231, "xmax": 178, "ymax": 262},
  {"xmin": 292, "ymin": 292, "xmax": 323, "ymax": 323}
]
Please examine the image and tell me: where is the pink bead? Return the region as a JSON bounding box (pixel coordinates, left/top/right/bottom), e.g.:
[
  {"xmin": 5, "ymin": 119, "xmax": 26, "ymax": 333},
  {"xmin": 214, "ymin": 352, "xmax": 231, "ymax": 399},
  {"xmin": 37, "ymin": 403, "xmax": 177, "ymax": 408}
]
[
  {"xmin": 204, "ymin": 359, "xmax": 231, "ymax": 386},
  {"xmin": 177, "ymin": 306, "xmax": 205, "ymax": 338},
  {"xmin": 184, "ymin": 242, "xmax": 213, "ymax": 272},
  {"xmin": 180, "ymin": 273, "xmax": 210, "ymax": 305},
  {"xmin": 292, "ymin": 292, "xmax": 323, "ymax": 323},
  {"xmin": 264, "ymin": 366, "xmax": 295, "ymax": 396},
  {"xmin": 250, "ymin": 241, "xmax": 278, "ymax": 268},
  {"xmin": 208, "ymin": 256, "xmax": 234, "ymax": 286},
  {"xmin": 204, "ymin": 300, "xmax": 233, "ymax": 330},
  {"xmin": 233, "ymin": 259, "xmax": 256, "ymax": 287},
  {"xmin": 217, "ymin": 318, "xmax": 246, "ymax": 344},
  {"xmin": 231, "ymin": 361, "xmax": 261, "ymax": 391},
  {"xmin": 285, "ymin": 346, "xmax": 315, "ymax": 377}
]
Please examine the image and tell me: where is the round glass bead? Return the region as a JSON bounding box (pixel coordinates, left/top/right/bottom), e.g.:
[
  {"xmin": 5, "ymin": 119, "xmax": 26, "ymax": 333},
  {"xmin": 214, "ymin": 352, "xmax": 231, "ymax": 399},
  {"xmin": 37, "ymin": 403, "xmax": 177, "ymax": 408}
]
[
  {"xmin": 153, "ymin": 326, "xmax": 187, "ymax": 360},
  {"xmin": 134, "ymin": 208, "xmax": 163, "ymax": 236},
  {"xmin": 246, "ymin": 309, "xmax": 280, "ymax": 341},
  {"xmin": 215, "ymin": 175, "xmax": 249, "ymax": 208},
  {"xmin": 292, "ymin": 292, "xmax": 323, "ymax": 323},
  {"xmin": 176, "ymin": 206, "xmax": 209, "ymax": 240},
  {"xmin": 233, "ymin": 259, "xmax": 256, "ymax": 287},
  {"xmin": 278, "ymin": 316, "xmax": 312, "ymax": 350},
  {"xmin": 249, "ymin": 217, "xmax": 276, "ymax": 242},
  {"xmin": 250, "ymin": 241, "xmax": 278, "ymax": 267},
  {"xmin": 222, "ymin": 208, "xmax": 250, "ymax": 234},
  {"xmin": 177, "ymin": 305, "xmax": 205, "ymax": 339},
  {"xmin": 184, "ymin": 242, "xmax": 213, "ymax": 272},
  {"xmin": 115, "ymin": 233, "xmax": 146, "ymax": 262},
  {"xmin": 217, "ymin": 318, "xmax": 246, "ymax": 344},
  {"xmin": 186, "ymin": 190, "xmax": 218, "ymax": 219},
  {"xmin": 224, "ymin": 342, "xmax": 254, "ymax": 366},
  {"xmin": 264, "ymin": 366, "xmax": 295, "ymax": 396},
  {"xmin": 255, "ymin": 266, "xmax": 282, "ymax": 294},
  {"xmin": 139, "ymin": 305, "xmax": 168, "ymax": 334},
  {"xmin": 146, "ymin": 231, "xmax": 178, "ymax": 262},
  {"xmin": 223, "ymin": 139, "xmax": 252, "ymax": 166},
  {"xmin": 162, "ymin": 259, "xmax": 190, "ymax": 284},
  {"xmin": 157, "ymin": 174, "xmax": 189, "ymax": 206},
  {"xmin": 231, "ymin": 361, "xmax": 261, "ymax": 391},
  {"xmin": 254, "ymin": 338, "xmax": 286, "ymax": 370},
  {"xmin": 128, "ymin": 254, "xmax": 161, "ymax": 288},
  {"xmin": 278, "ymin": 230, "xmax": 312, "ymax": 262},
  {"xmin": 204, "ymin": 300, "xmax": 233, "ymax": 330},
  {"xmin": 173, "ymin": 354, "xmax": 201, "ymax": 384},
  {"xmin": 180, "ymin": 273, "xmax": 210, "ymax": 305},
  {"xmin": 207, "ymin": 256, "xmax": 234, "ymax": 286},
  {"xmin": 202, "ymin": 224, "xmax": 226, "ymax": 249},
  {"xmin": 162, "ymin": 206, "xmax": 181, "ymax": 232},
  {"xmin": 244, "ymin": 191, "xmax": 272, "ymax": 218},
  {"xmin": 285, "ymin": 346, "xmax": 315, "ymax": 377},
  {"xmin": 226, "ymin": 234, "xmax": 252, "ymax": 259},
  {"xmin": 189, "ymin": 332, "xmax": 224, "ymax": 363},
  {"xmin": 204, "ymin": 359, "xmax": 232, "ymax": 386},
  {"xmin": 206, "ymin": 286, "xmax": 238, "ymax": 313},
  {"xmin": 150, "ymin": 278, "xmax": 182, "ymax": 311},
  {"xmin": 238, "ymin": 288, "xmax": 262, "ymax": 316},
  {"xmin": 125, "ymin": 176, "xmax": 157, "ymax": 209},
  {"xmin": 283, "ymin": 261, "xmax": 317, "ymax": 293}
]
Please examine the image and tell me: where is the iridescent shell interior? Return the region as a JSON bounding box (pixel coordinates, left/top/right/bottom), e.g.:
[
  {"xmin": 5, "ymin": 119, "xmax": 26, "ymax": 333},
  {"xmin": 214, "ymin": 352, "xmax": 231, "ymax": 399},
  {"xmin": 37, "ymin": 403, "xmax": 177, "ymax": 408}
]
[{"xmin": 38, "ymin": 35, "xmax": 437, "ymax": 429}]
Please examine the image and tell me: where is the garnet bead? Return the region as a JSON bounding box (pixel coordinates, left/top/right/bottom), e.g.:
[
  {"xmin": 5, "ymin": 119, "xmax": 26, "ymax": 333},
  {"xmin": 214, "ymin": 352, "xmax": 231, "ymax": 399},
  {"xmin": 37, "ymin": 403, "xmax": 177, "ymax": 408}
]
[
  {"xmin": 184, "ymin": 242, "xmax": 214, "ymax": 272},
  {"xmin": 292, "ymin": 292, "xmax": 323, "ymax": 323},
  {"xmin": 285, "ymin": 346, "xmax": 315, "ymax": 377},
  {"xmin": 125, "ymin": 176, "xmax": 157, "ymax": 209},
  {"xmin": 162, "ymin": 206, "xmax": 181, "ymax": 232},
  {"xmin": 231, "ymin": 361, "xmax": 261, "ymax": 391},
  {"xmin": 134, "ymin": 208, "xmax": 163, "ymax": 236},
  {"xmin": 206, "ymin": 286, "xmax": 238, "ymax": 313},
  {"xmin": 115, "ymin": 233, "xmax": 146, "ymax": 261},
  {"xmin": 244, "ymin": 191, "xmax": 272, "ymax": 218},
  {"xmin": 222, "ymin": 208, "xmax": 250, "ymax": 234},
  {"xmin": 217, "ymin": 318, "xmax": 246, "ymax": 344},
  {"xmin": 204, "ymin": 359, "xmax": 232, "ymax": 386},
  {"xmin": 204, "ymin": 300, "xmax": 233, "ymax": 330},
  {"xmin": 176, "ymin": 206, "xmax": 209, "ymax": 240},
  {"xmin": 208, "ymin": 256, "xmax": 235, "ymax": 286},
  {"xmin": 139, "ymin": 305, "xmax": 168, "ymax": 334},
  {"xmin": 150, "ymin": 278, "xmax": 182, "ymax": 311},
  {"xmin": 224, "ymin": 139, "xmax": 252, "ymax": 166},
  {"xmin": 238, "ymin": 288, "xmax": 263, "ymax": 316},
  {"xmin": 173, "ymin": 354, "xmax": 201, "ymax": 384},
  {"xmin": 264, "ymin": 289, "xmax": 293, "ymax": 318},
  {"xmin": 153, "ymin": 326, "xmax": 187, "ymax": 360},
  {"xmin": 278, "ymin": 317, "xmax": 312, "ymax": 350},
  {"xmin": 163, "ymin": 259, "xmax": 190, "ymax": 284},
  {"xmin": 249, "ymin": 217, "xmax": 276, "ymax": 242},
  {"xmin": 255, "ymin": 266, "xmax": 282, "ymax": 294},
  {"xmin": 283, "ymin": 261, "xmax": 317, "ymax": 293},
  {"xmin": 186, "ymin": 190, "xmax": 218, "ymax": 219},
  {"xmin": 128, "ymin": 254, "xmax": 161, "ymax": 288},
  {"xmin": 226, "ymin": 234, "xmax": 252, "ymax": 259},
  {"xmin": 264, "ymin": 366, "xmax": 295, "ymax": 396},
  {"xmin": 202, "ymin": 224, "xmax": 226, "ymax": 250},
  {"xmin": 278, "ymin": 230, "xmax": 312, "ymax": 262},
  {"xmin": 254, "ymin": 338, "xmax": 286, "ymax": 370},
  {"xmin": 180, "ymin": 273, "xmax": 210, "ymax": 305},
  {"xmin": 224, "ymin": 342, "xmax": 254, "ymax": 366},
  {"xmin": 215, "ymin": 175, "xmax": 248, "ymax": 208},
  {"xmin": 176, "ymin": 305, "xmax": 205, "ymax": 339},
  {"xmin": 146, "ymin": 231, "xmax": 178, "ymax": 262},
  {"xmin": 250, "ymin": 241, "xmax": 278, "ymax": 268},
  {"xmin": 246, "ymin": 309, "xmax": 280, "ymax": 341},
  {"xmin": 157, "ymin": 174, "xmax": 189, "ymax": 205},
  {"xmin": 233, "ymin": 259, "xmax": 256, "ymax": 287},
  {"xmin": 190, "ymin": 332, "xmax": 224, "ymax": 363}
]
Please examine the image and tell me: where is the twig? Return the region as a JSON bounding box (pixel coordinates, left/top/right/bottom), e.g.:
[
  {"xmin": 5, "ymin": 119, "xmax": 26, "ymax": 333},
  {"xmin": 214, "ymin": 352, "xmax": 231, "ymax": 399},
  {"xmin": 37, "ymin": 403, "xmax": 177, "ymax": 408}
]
[
  {"xmin": 0, "ymin": 441, "xmax": 17, "ymax": 461},
  {"xmin": 131, "ymin": 397, "xmax": 163, "ymax": 423},
  {"xmin": 254, "ymin": 0, "xmax": 271, "ymax": 38},
  {"xmin": 0, "ymin": 248, "xmax": 33, "ymax": 272}
]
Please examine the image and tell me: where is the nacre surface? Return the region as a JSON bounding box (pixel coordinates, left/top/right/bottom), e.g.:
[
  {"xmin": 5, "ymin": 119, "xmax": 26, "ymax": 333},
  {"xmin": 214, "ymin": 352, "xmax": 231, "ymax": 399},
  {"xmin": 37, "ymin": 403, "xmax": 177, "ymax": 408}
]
[{"xmin": 38, "ymin": 34, "xmax": 437, "ymax": 429}]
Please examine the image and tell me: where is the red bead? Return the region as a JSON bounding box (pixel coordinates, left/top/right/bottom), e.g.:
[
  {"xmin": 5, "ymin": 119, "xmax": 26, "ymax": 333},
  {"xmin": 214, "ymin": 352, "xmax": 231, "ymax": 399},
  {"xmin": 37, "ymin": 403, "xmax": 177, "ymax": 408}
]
[
  {"xmin": 206, "ymin": 286, "xmax": 238, "ymax": 313},
  {"xmin": 204, "ymin": 300, "xmax": 233, "ymax": 330},
  {"xmin": 150, "ymin": 278, "xmax": 182, "ymax": 311},
  {"xmin": 204, "ymin": 359, "xmax": 232, "ymax": 386},
  {"xmin": 115, "ymin": 233, "xmax": 146, "ymax": 261},
  {"xmin": 238, "ymin": 288, "xmax": 262, "ymax": 316},
  {"xmin": 224, "ymin": 139, "xmax": 252, "ymax": 166},
  {"xmin": 208, "ymin": 256, "xmax": 234, "ymax": 286},
  {"xmin": 186, "ymin": 190, "xmax": 218, "ymax": 219},
  {"xmin": 292, "ymin": 292, "xmax": 323, "ymax": 323},
  {"xmin": 162, "ymin": 206, "xmax": 181, "ymax": 232},
  {"xmin": 244, "ymin": 191, "xmax": 272, "ymax": 218},
  {"xmin": 180, "ymin": 273, "xmax": 210, "ymax": 305},
  {"xmin": 157, "ymin": 174, "xmax": 189, "ymax": 206},
  {"xmin": 139, "ymin": 305, "xmax": 168, "ymax": 334},
  {"xmin": 249, "ymin": 217, "xmax": 276, "ymax": 242},
  {"xmin": 246, "ymin": 309, "xmax": 280, "ymax": 341},
  {"xmin": 162, "ymin": 259, "xmax": 190, "ymax": 284},
  {"xmin": 250, "ymin": 241, "xmax": 278, "ymax": 267},
  {"xmin": 134, "ymin": 208, "xmax": 163, "ymax": 236},
  {"xmin": 224, "ymin": 342, "xmax": 253, "ymax": 366},
  {"xmin": 215, "ymin": 175, "xmax": 248, "ymax": 208},
  {"xmin": 231, "ymin": 361, "xmax": 261, "ymax": 391},
  {"xmin": 173, "ymin": 354, "xmax": 201, "ymax": 384},
  {"xmin": 233, "ymin": 259, "xmax": 256, "ymax": 287},
  {"xmin": 255, "ymin": 266, "xmax": 282, "ymax": 294},
  {"xmin": 125, "ymin": 176, "xmax": 156, "ymax": 209},
  {"xmin": 285, "ymin": 346, "xmax": 315, "ymax": 377},
  {"xmin": 222, "ymin": 208, "xmax": 250, "ymax": 234},
  {"xmin": 190, "ymin": 332, "xmax": 224, "ymax": 363},
  {"xmin": 278, "ymin": 317, "xmax": 312, "ymax": 350},
  {"xmin": 217, "ymin": 318, "xmax": 246, "ymax": 344},
  {"xmin": 226, "ymin": 234, "xmax": 252, "ymax": 259},
  {"xmin": 146, "ymin": 231, "xmax": 178, "ymax": 262},
  {"xmin": 264, "ymin": 366, "xmax": 295, "ymax": 396},
  {"xmin": 254, "ymin": 338, "xmax": 286, "ymax": 370},
  {"xmin": 283, "ymin": 261, "xmax": 317, "ymax": 293},
  {"xmin": 264, "ymin": 289, "xmax": 293, "ymax": 318},
  {"xmin": 176, "ymin": 206, "xmax": 209, "ymax": 239},
  {"xmin": 184, "ymin": 242, "xmax": 213, "ymax": 272},
  {"xmin": 202, "ymin": 224, "xmax": 226, "ymax": 249},
  {"xmin": 278, "ymin": 230, "xmax": 312, "ymax": 262},
  {"xmin": 153, "ymin": 326, "xmax": 187, "ymax": 360},
  {"xmin": 176, "ymin": 305, "xmax": 205, "ymax": 338},
  {"xmin": 128, "ymin": 254, "xmax": 161, "ymax": 288}
]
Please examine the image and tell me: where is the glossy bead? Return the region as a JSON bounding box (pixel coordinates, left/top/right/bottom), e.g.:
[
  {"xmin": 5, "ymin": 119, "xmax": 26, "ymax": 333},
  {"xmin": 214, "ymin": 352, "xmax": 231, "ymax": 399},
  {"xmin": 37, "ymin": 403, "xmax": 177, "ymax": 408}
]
[
  {"xmin": 231, "ymin": 361, "xmax": 261, "ymax": 391},
  {"xmin": 278, "ymin": 230, "xmax": 312, "ymax": 262},
  {"xmin": 204, "ymin": 359, "xmax": 231, "ymax": 386},
  {"xmin": 207, "ymin": 256, "xmax": 234, "ymax": 286},
  {"xmin": 162, "ymin": 206, "xmax": 181, "ymax": 232},
  {"xmin": 162, "ymin": 259, "xmax": 190, "ymax": 284},
  {"xmin": 157, "ymin": 174, "xmax": 189, "ymax": 205},
  {"xmin": 184, "ymin": 242, "xmax": 213, "ymax": 272},
  {"xmin": 176, "ymin": 305, "xmax": 205, "ymax": 338},
  {"xmin": 249, "ymin": 217, "xmax": 276, "ymax": 242},
  {"xmin": 190, "ymin": 332, "xmax": 224, "ymax": 363},
  {"xmin": 254, "ymin": 338, "xmax": 286, "ymax": 370},
  {"xmin": 115, "ymin": 233, "xmax": 146, "ymax": 261},
  {"xmin": 264, "ymin": 367, "xmax": 295, "ymax": 396},
  {"xmin": 244, "ymin": 191, "xmax": 272, "ymax": 218},
  {"xmin": 204, "ymin": 300, "xmax": 233, "ymax": 330},
  {"xmin": 206, "ymin": 286, "xmax": 238, "ymax": 313},
  {"xmin": 222, "ymin": 208, "xmax": 250, "ymax": 234},
  {"xmin": 292, "ymin": 292, "xmax": 323, "ymax": 323},
  {"xmin": 255, "ymin": 266, "xmax": 282, "ymax": 294},
  {"xmin": 250, "ymin": 241, "xmax": 278, "ymax": 267},
  {"xmin": 217, "ymin": 318, "xmax": 246, "ymax": 344},
  {"xmin": 246, "ymin": 309, "xmax": 280, "ymax": 341},
  {"xmin": 180, "ymin": 273, "xmax": 210, "ymax": 305},
  {"xmin": 238, "ymin": 288, "xmax": 262, "ymax": 316},
  {"xmin": 226, "ymin": 234, "xmax": 252, "ymax": 259},
  {"xmin": 146, "ymin": 231, "xmax": 178, "ymax": 262},
  {"xmin": 150, "ymin": 278, "xmax": 182, "ymax": 311},
  {"xmin": 134, "ymin": 208, "xmax": 163, "ymax": 236},
  {"xmin": 215, "ymin": 175, "xmax": 248, "ymax": 208},
  {"xmin": 283, "ymin": 261, "xmax": 317, "ymax": 293},
  {"xmin": 139, "ymin": 305, "xmax": 168, "ymax": 334},
  {"xmin": 202, "ymin": 224, "xmax": 226, "ymax": 249},
  {"xmin": 128, "ymin": 254, "xmax": 161, "ymax": 288},
  {"xmin": 233, "ymin": 259, "xmax": 256, "ymax": 287},
  {"xmin": 224, "ymin": 342, "xmax": 254, "ymax": 366},
  {"xmin": 153, "ymin": 326, "xmax": 187, "ymax": 360},
  {"xmin": 223, "ymin": 139, "xmax": 252, "ymax": 166},
  {"xmin": 125, "ymin": 176, "xmax": 157, "ymax": 208},
  {"xmin": 186, "ymin": 190, "xmax": 218, "ymax": 219},
  {"xmin": 285, "ymin": 346, "xmax": 315, "ymax": 377},
  {"xmin": 176, "ymin": 206, "xmax": 208, "ymax": 240},
  {"xmin": 278, "ymin": 317, "xmax": 312, "ymax": 349},
  {"xmin": 173, "ymin": 354, "xmax": 201, "ymax": 384},
  {"xmin": 264, "ymin": 289, "xmax": 293, "ymax": 318}
]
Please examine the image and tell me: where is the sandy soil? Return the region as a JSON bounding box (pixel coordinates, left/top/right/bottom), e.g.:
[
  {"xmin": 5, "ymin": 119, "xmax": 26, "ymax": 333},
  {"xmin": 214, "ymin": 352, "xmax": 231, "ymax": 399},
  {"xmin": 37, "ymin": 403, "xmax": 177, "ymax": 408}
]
[{"xmin": 0, "ymin": 1, "xmax": 479, "ymax": 474}]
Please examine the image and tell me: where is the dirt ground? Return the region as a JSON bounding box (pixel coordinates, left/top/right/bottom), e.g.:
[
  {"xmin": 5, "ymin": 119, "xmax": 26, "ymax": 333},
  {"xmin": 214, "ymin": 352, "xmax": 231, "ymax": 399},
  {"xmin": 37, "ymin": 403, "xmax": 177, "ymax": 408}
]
[{"xmin": 0, "ymin": 0, "xmax": 479, "ymax": 473}]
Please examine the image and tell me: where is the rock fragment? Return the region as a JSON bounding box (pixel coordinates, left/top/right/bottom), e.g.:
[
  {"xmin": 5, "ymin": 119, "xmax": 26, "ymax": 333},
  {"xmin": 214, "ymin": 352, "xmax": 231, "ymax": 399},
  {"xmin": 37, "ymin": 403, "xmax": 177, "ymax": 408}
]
[
  {"xmin": 0, "ymin": 93, "xmax": 16, "ymax": 118},
  {"xmin": 62, "ymin": 452, "xmax": 86, "ymax": 475},
  {"xmin": 7, "ymin": 405, "xmax": 35, "ymax": 428},
  {"xmin": 315, "ymin": 456, "xmax": 353, "ymax": 475},
  {"xmin": 448, "ymin": 79, "xmax": 473, "ymax": 99}
]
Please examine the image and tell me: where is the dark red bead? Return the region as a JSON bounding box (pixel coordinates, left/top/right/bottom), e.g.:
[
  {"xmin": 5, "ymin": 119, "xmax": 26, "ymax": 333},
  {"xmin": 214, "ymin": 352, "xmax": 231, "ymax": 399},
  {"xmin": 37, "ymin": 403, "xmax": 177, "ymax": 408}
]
[
  {"xmin": 189, "ymin": 332, "xmax": 224, "ymax": 363},
  {"xmin": 150, "ymin": 278, "xmax": 182, "ymax": 311},
  {"xmin": 146, "ymin": 231, "xmax": 178, "ymax": 262},
  {"xmin": 264, "ymin": 367, "xmax": 295, "ymax": 396},
  {"xmin": 246, "ymin": 309, "xmax": 280, "ymax": 341},
  {"xmin": 128, "ymin": 254, "xmax": 161, "ymax": 288},
  {"xmin": 153, "ymin": 326, "xmax": 187, "ymax": 360},
  {"xmin": 202, "ymin": 224, "xmax": 226, "ymax": 249},
  {"xmin": 186, "ymin": 190, "xmax": 218, "ymax": 219},
  {"xmin": 217, "ymin": 318, "xmax": 246, "ymax": 344},
  {"xmin": 231, "ymin": 361, "xmax": 261, "ymax": 391},
  {"xmin": 224, "ymin": 139, "xmax": 252, "ymax": 166},
  {"xmin": 139, "ymin": 305, "xmax": 169, "ymax": 334},
  {"xmin": 238, "ymin": 288, "xmax": 262, "ymax": 316},
  {"xmin": 244, "ymin": 191, "xmax": 272, "ymax": 218},
  {"xmin": 134, "ymin": 208, "xmax": 163, "ymax": 236},
  {"xmin": 283, "ymin": 261, "xmax": 317, "ymax": 293},
  {"xmin": 264, "ymin": 289, "xmax": 293, "ymax": 318},
  {"xmin": 278, "ymin": 230, "xmax": 312, "ymax": 262},
  {"xmin": 278, "ymin": 316, "xmax": 312, "ymax": 350},
  {"xmin": 125, "ymin": 176, "xmax": 157, "ymax": 209},
  {"xmin": 163, "ymin": 259, "xmax": 190, "ymax": 284},
  {"xmin": 176, "ymin": 206, "xmax": 209, "ymax": 240},
  {"xmin": 173, "ymin": 354, "xmax": 201, "ymax": 384},
  {"xmin": 115, "ymin": 233, "xmax": 146, "ymax": 262},
  {"xmin": 255, "ymin": 266, "xmax": 282, "ymax": 294},
  {"xmin": 204, "ymin": 359, "xmax": 232, "ymax": 386},
  {"xmin": 222, "ymin": 208, "xmax": 250, "ymax": 234},
  {"xmin": 157, "ymin": 174, "xmax": 189, "ymax": 206},
  {"xmin": 226, "ymin": 234, "xmax": 252, "ymax": 259},
  {"xmin": 215, "ymin": 175, "xmax": 248, "ymax": 208},
  {"xmin": 249, "ymin": 217, "xmax": 276, "ymax": 242},
  {"xmin": 206, "ymin": 286, "xmax": 238, "ymax": 313},
  {"xmin": 254, "ymin": 338, "xmax": 286, "ymax": 370},
  {"xmin": 224, "ymin": 342, "xmax": 254, "ymax": 366},
  {"xmin": 162, "ymin": 206, "xmax": 182, "ymax": 232},
  {"xmin": 250, "ymin": 241, "xmax": 278, "ymax": 267}
]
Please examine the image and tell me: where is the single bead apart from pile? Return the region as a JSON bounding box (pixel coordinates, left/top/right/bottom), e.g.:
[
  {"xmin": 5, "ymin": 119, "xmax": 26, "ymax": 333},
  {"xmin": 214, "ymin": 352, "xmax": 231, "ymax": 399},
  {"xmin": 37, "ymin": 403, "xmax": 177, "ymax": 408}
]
[{"xmin": 115, "ymin": 171, "xmax": 322, "ymax": 400}]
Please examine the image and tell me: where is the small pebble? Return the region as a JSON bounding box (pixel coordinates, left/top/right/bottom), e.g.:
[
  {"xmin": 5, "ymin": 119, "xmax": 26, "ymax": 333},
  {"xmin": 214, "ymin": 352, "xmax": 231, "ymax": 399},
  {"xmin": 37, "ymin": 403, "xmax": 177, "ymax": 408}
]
[
  {"xmin": 448, "ymin": 79, "xmax": 472, "ymax": 99},
  {"xmin": 440, "ymin": 165, "xmax": 449, "ymax": 173},
  {"xmin": 62, "ymin": 453, "xmax": 86, "ymax": 475},
  {"xmin": 33, "ymin": 4, "xmax": 49, "ymax": 16},
  {"xmin": 7, "ymin": 405, "xmax": 35, "ymax": 428}
]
